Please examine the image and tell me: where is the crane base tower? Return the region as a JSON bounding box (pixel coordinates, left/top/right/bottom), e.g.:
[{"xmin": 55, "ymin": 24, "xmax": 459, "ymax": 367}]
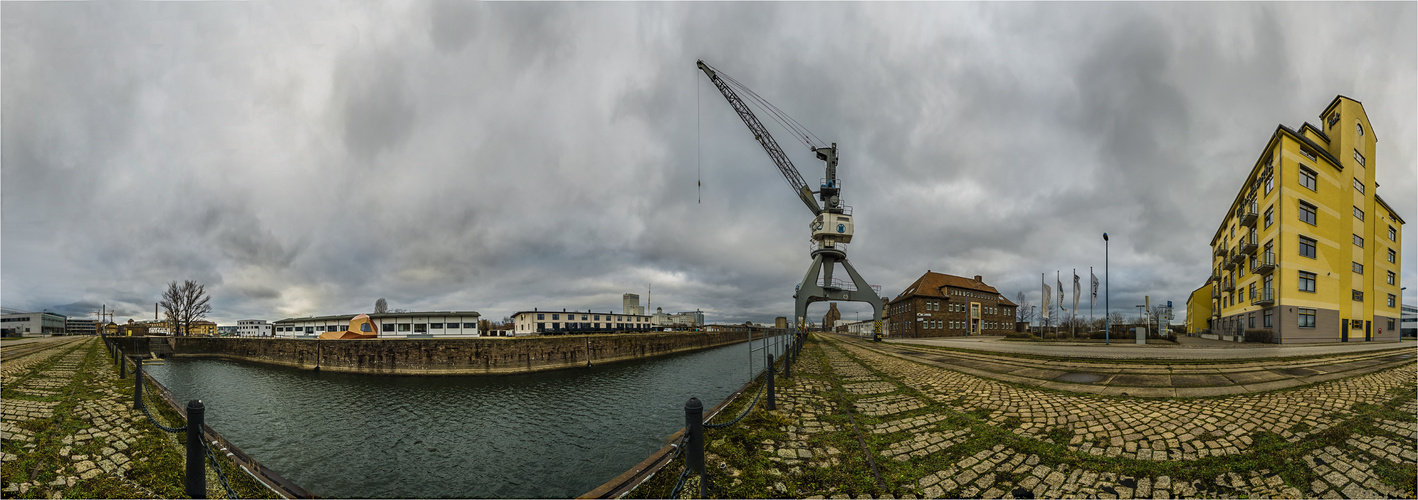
[{"xmin": 796, "ymin": 247, "xmax": 882, "ymax": 341}]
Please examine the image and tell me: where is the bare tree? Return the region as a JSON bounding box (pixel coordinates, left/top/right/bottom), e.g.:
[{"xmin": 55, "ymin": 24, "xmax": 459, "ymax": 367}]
[
  {"xmin": 160, "ymin": 280, "xmax": 212, "ymax": 336},
  {"xmin": 1014, "ymin": 292, "xmax": 1035, "ymax": 325},
  {"xmin": 375, "ymin": 298, "xmax": 388, "ymax": 314}
]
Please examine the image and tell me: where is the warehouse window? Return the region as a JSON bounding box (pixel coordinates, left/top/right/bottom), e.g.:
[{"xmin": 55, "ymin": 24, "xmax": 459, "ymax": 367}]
[
  {"xmin": 1389, "ymin": 295, "xmax": 1397, "ymax": 308},
  {"xmin": 1388, "ymin": 271, "xmax": 1396, "ymax": 285},
  {"xmin": 1352, "ymin": 262, "xmax": 1363, "ymax": 274},
  {"xmin": 1353, "ymin": 206, "xmax": 1364, "ymax": 221},
  {"xmin": 1353, "ymin": 234, "xmax": 1363, "ymax": 248},
  {"xmin": 464, "ymin": 322, "xmax": 476, "ymax": 329},
  {"xmin": 1353, "ymin": 178, "xmax": 1365, "ymax": 194},
  {"xmin": 1264, "ymin": 207, "xmax": 1273, "ymax": 228},
  {"xmin": 1298, "ymin": 309, "xmax": 1316, "ymax": 328},
  {"xmin": 1299, "ymin": 202, "xmax": 1317, "ymax": 225},
  {"xmin": 1299, "ymin": 167, "xmax": 1318, "ymax": 191},
  {"xmin": 1299, "ymin": 236, "xmax": 1317, "ymax": 258},
  {"xmin": 1352, "ymin": 290, "xmax": 1363, "ymax": 302},
  {"xmin": 1389, "ymin": 249, "xmax": 1397, "ymax": 263},
  {"xmin": 1354, "ymin": 149, "xmax": 1365, "ymax": 167},
  {"xmin": 1389, "ymin": 226, "xmax": 1397, "ymax": 241},
  {"xmin": 1356, "ymin": 123, "xmax": 1363, "ymax": 136},
  {"xmin": 1352, "ymin": 319, "xmax": 1363, "ymax": 330},
  {"xmin": 1263, "ymin": 310, "xmax": 1273, "ymax": 328},
  {"xmin": 1298, "ymin": 271, "xmax": 1316, "ymax": 293}
]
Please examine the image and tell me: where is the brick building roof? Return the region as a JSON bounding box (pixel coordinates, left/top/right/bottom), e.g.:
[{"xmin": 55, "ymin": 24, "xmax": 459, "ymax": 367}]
[{"xmin": 892, "ymin": 271, "xmax": 1016, "ymax": 306}]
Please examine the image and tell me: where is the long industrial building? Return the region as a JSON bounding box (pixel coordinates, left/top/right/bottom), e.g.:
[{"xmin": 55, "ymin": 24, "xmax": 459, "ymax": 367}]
[
  {"xmin": 1205, "ymin": 95, "xmax": 1403, "ymax": 343},
  {"xmin": 273, "ymin": 311, "xmax": 481, "ymax": 338}
]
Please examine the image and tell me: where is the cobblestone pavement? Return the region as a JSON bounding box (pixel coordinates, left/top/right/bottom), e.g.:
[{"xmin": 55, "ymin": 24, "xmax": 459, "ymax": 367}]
[
  {"xmin": 696, "ymin": 334, "xmax": 1417, "ymax": 499},
  {"xmin": 1, "ymin": 337, "xmax": 260, "ymax": 499}
]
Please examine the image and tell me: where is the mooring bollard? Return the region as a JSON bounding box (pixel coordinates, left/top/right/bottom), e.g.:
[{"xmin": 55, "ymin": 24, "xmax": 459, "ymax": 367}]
[
  {"xmin": 684, "ymin": 397, "xmax": 708, "ymax": 498},
  {"xmin": 186, "ymin": 400, "xmax": 207, "ymax": 499},
  {"xmin": 766, "ymin": 354, "xmax": 776, "ymax": 411},
  {"xmin": 133, "ymin": 359, "xmax": 144, "ymax": 410},
  {"xmin": 119, "ymin": 348, "xmax": 127, "ymax": 379}
]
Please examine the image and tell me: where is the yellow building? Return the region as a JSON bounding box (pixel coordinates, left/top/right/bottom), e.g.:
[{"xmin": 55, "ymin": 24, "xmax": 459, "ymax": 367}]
[
  {"xmin": 1186, "ymin": 282, "xmax": 1212, "ymax": 335},
  {"xmin": 1207, "ymin": 96, "xmax": 1404, "ymax": 343}
]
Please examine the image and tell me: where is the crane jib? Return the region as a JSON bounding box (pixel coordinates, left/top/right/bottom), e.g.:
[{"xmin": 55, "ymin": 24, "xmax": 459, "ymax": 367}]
[{"xmin": 698, "ymin": 62, "xmax": 822, "ymax": 216}]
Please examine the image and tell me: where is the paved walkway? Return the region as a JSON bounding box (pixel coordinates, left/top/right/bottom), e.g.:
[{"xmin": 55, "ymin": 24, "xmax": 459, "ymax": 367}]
[
  {"xmin": 887, "ymin": 334, "xmax": 1416, "ymax": 360},
  {"xmin": 852, "ymin": 335, "xmax": 1414, "ymax": 397},
  {"xmin": 1, "ymin": 337, "xmax": 270, "ymax": 498},
  {"xmin": 656, "ymin": 332, "xmax": 1418, "ymax": 499}
]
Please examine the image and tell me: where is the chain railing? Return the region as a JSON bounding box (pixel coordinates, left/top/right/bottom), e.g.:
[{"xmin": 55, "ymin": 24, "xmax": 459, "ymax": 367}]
[
  {"xmin": 669, "ymin": 330, "xmax": 807, "ymax": 498},
  {"xmin": 108, "ymin": 335, "xmax": 239, "ymax": 499}
]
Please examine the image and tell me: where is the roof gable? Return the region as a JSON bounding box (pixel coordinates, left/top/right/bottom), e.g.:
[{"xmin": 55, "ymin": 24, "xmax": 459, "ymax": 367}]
[{"xmin": 892, "ymin": 271, "xmax": 1014, "ymax": 305}]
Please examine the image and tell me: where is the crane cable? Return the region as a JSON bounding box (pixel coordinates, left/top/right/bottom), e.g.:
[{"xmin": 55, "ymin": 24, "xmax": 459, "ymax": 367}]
[
  {"xmin": 697, "ymin": 67, "xmax": 701, "ymax": 204},
  {"xmin": 715, "ymin": 67, "xmax": 826, "ymax": 151}
]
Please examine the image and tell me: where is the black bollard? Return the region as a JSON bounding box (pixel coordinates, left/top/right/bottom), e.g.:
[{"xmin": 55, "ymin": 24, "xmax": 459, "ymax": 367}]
[
  {"xmin": 766, "ymin": 354, "xmax": 776, "ymax": 411},
  {"xmin": 133, "ymin": 359, "xmax": 144, "ymax": 410},
  {"xmin": 784, "ymin": 344, "xmax": 792, "ymax": 379},
  {"xmin": 185, "ymin": 400, "xmax": 207, "ymax": 499},
  {"xmin": 684, "ymin": 397, "xmax": 708, "ymax": 498},
  {"xmin": 119, "ymin": 348, "xmax": 126, "ymax": 379}
]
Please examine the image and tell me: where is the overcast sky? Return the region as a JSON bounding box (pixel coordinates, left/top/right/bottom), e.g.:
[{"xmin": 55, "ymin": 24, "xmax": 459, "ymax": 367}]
[{"xmin": 3, "ymin": 2, "xmax": 1415, "ymax": 327}]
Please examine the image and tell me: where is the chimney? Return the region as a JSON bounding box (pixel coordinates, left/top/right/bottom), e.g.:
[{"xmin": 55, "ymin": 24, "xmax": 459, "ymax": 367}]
[{"xmin": 974, "ymin": 275, "xmax": 983, "ymax": 282}]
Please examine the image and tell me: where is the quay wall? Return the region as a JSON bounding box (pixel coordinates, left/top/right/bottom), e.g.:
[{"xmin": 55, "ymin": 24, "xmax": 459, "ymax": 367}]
[{"xmin": 162, "ymin": 331, "xmax": 770, "ymax": 375}]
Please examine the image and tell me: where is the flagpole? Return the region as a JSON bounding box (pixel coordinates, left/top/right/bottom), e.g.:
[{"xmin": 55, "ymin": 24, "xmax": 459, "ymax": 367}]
[{"xmin": 1089, "ymin": 266, "xmax": 1094, "ymax": 335}]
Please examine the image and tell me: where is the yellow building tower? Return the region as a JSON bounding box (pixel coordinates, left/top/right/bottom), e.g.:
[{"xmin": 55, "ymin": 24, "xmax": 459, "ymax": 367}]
[{"xmin": 1207, "ymin": 96, "xmax": 1403, "ymax": 343}]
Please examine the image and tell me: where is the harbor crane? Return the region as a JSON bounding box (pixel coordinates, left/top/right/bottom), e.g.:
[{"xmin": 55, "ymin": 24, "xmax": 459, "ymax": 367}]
[{"xmin": 696, "ymin": 60, "xmax": 883, "ymax": 341}]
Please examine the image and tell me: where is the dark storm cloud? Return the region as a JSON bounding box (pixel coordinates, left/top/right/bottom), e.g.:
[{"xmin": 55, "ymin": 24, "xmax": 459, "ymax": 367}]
[{"xmin": 2, "ymin": 2, "xmax": 1413, "ymax": 327}]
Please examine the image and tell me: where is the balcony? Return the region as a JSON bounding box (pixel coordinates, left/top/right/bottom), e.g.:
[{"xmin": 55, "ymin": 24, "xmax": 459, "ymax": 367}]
[
  {"xmin": 1251, "ymin": 287, "xmax": 1275, "ymax": 306},
  {"xmin": 1252, "ymin": 251, "xmax": 1276, "ymax": 274},
  {"xmin": 1222, "ymin": 279, "xmax": 1235, "ymax": 292},
  {"xmin": 1238, "ymin": 202, "xmax": 1259, "ymax": 226},
  {"xmin": 1232, "ymin": 249, "xmax": 1248, "ymax": 264},
  {"xmin": 1214, "ymin": 245, "xmax": 1228, "ymax": 257},
  {"xmin": 1223, "ymin": 257, "xmax": 1237, "ymax": 270},
  {"xmin": 1239, "ymin": 232, "xmax": 1258, "ymax": 254}
]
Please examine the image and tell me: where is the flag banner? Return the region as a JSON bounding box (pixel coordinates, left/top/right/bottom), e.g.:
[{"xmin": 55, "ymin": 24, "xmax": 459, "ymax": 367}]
[
  {"xmin": 1090, "ymin": 269, "xmax": 1099, "ymax": 307},
  {"xmin": 1058, "ymin": 277, "xmax": 1065, "ymax": 312},
  {"xmin": 1073, "ymin": 271, "xmax": 1081, "ymax": 313},
  {"xmin": 1042, "ymin": 282, "xmax": 1052, "ymax": 320}
]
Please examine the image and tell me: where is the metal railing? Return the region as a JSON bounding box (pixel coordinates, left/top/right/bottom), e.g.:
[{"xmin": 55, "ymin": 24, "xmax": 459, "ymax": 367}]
[
  {"xmin": 104, "ymin": 335, "xmax": 313, "ymax": 499},
  {"xmin": 670, "ymin": 331, "xmax": 805, "ymax": 498}
]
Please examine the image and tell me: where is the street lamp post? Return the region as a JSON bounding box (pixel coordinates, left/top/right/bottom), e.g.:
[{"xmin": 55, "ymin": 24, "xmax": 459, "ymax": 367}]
[{"xmin": 1103, "ymin": 233, "xmax": 1109, "ymax": 345}]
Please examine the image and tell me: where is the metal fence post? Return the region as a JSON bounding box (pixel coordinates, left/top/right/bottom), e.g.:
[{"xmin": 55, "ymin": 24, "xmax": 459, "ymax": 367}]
[
  {"xmin": 784, "ymin": 342, "xmax": 792, "ymax": 379},
  {"xmin": 119, "ymin": 348, "xmax": 127, "ymax": 379},
  {"xmin": 133, "ymin": 359, "xmax": 144, "ymax": 410},
  {"xmin": 185, "ymin": 400, "xmax": 207, "ymax": 499},
  {"xmin": 766, "ymin": 354, "xmax": 776, "ymax": 411},
  {"xmin": 684, "ymin": 397, "xmax": 708, "ymax": 498}
]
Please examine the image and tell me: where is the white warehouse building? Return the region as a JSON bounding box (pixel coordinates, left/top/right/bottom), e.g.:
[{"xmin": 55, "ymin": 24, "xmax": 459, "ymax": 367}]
[
  {"xmin": 273, "ymin": 311, "xmax": 481, "ymax": 338},
  {"xmin": 237, "ymin": 319, "xmax": 273, "ymax": 337},
  {"xmin": 512, "ymin": 309, "xmax": 655, "ymax": 335}
]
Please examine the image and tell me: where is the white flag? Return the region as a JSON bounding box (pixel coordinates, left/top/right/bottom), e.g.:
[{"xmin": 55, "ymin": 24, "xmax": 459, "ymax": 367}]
[
  {"xmin": 1073, "ymin": 270, "xmax": 1081, "ymax": 313},
  {"xmin": 1058, "ymin": 276, "xmax": 1065, "ymax": 312},
  {"xmin": 1090, "ymin": 269, "xmax": 1099, "ymax": 307},
  {"xmin": 1042, "ymin": 280, "xmax": 1051, "ymax": 320}
]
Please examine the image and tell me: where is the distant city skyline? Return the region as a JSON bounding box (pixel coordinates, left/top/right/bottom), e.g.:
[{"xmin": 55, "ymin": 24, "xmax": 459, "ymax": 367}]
[{"xmin": 3, "ymin": 2, "xmax": 1414, "ymax": 326}]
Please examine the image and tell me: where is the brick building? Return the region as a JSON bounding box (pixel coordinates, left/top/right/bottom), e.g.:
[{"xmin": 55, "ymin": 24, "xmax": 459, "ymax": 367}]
[{"xmin": 886, "ymin": 271, "xmax": 1016, "ymax": 338}]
